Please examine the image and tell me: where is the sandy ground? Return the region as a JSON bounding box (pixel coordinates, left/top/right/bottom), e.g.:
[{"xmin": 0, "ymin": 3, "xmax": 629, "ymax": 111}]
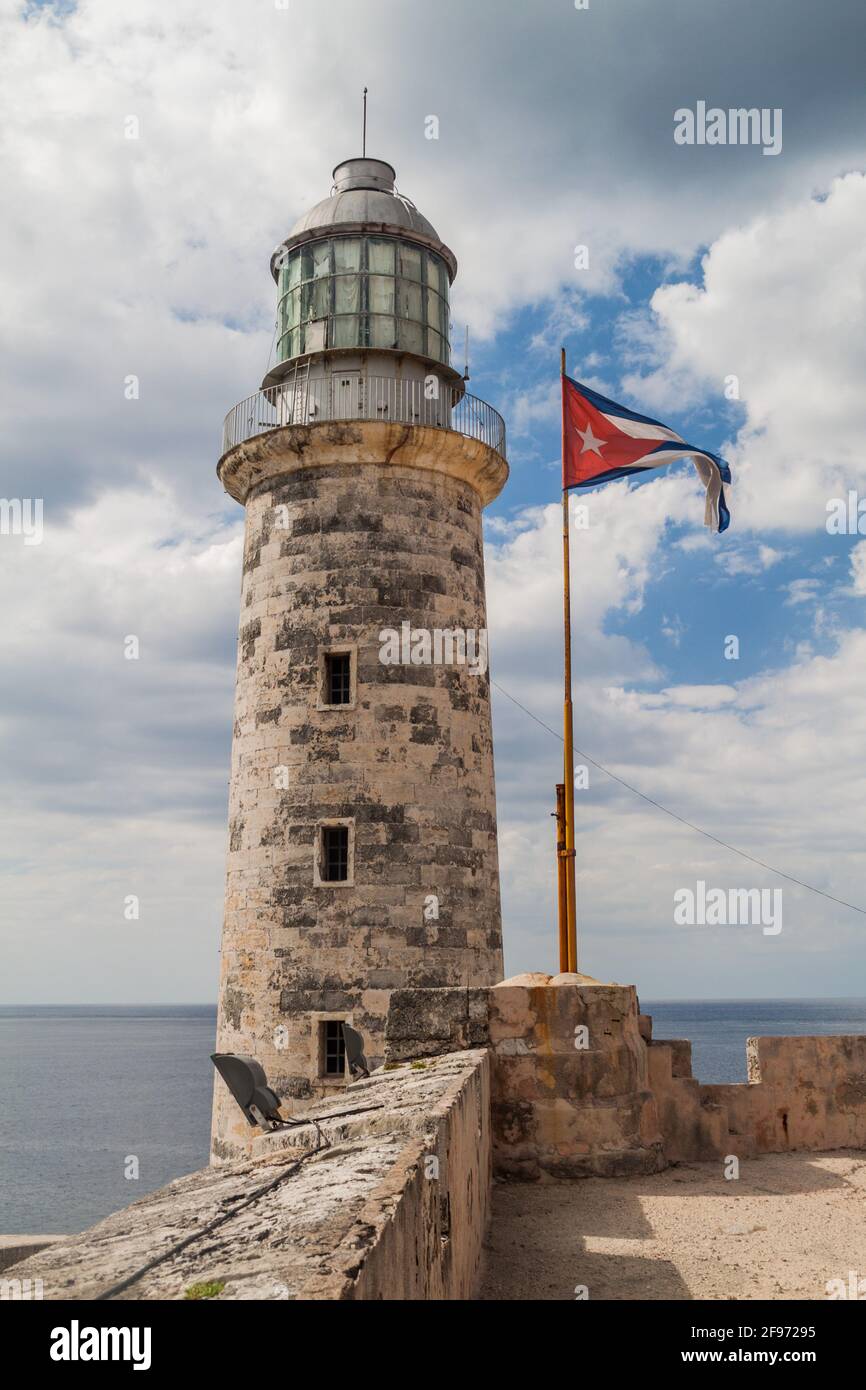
[{"xmin": 477, "ymin": 1151, "xmax": 866, "ymax": 1301}]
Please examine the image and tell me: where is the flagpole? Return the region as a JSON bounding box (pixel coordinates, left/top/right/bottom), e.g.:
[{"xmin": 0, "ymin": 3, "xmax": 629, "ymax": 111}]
[
  {"xmin": 561, "ymin": 348, "xmax": 578, "ymax": 973},
  {"xmin": 555, "ymin": 783, "xmax": 568, "ymax": 971}
]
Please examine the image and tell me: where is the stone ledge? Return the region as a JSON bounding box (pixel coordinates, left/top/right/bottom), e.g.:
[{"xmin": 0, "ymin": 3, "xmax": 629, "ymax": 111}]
[
  {"xmin": 218, "ymin": 420, "xmax": 509, "ymax": 507},
  {"xmin": 10, "ymin": 1051, "xmax": 491, "ymax": 1302}
]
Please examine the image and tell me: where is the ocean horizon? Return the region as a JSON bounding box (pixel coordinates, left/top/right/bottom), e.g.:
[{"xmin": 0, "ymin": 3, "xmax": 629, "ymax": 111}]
[{"xmin": 2, "ymin": 997, "xmax": 865, "ymax": 1235}]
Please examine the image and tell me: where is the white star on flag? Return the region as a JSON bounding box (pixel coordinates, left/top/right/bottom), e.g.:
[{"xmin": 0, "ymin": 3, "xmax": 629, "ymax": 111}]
[{"xmin": 577, "ymin": 422, "xmax": 607, "ymax": 455}]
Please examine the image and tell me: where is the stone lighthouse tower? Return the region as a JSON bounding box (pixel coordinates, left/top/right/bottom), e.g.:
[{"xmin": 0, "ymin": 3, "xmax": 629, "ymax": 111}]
[{"xmin": 211, "ymin": 156, "xmax": 508, "ymax": 1160}]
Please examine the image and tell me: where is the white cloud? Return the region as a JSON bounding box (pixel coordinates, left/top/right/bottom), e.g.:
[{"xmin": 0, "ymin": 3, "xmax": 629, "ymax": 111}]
[
  {"xmin": 488, "ymin": 498, "xmax": 866, "ymax": 993},
  {"xmin": 0, "ymin": 485, "xmax": 240, "ymax": 1001},
  {"xmin": 623, "ymin": 174, "xmax": 866, "ymax": 533},
  {"xmin": 784, "ymin": 578, "xmax": 821, "ymax": 605},
  {"xmin": 850, "ymin": 540, "xmax": 866, "ymax": 595}
]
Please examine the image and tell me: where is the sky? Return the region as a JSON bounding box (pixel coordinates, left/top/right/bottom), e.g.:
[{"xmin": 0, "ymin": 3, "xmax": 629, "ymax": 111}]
[{"xmin": 2, "ymin": 0, "xmax": 866, "ymax": 1002}]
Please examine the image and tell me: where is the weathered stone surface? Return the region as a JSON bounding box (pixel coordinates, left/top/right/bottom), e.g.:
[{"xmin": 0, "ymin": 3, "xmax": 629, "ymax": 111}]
[
  {"xmin": 14, "ymin": 1052, "xmax": 491, "ymax": 1302},
  {"xmin": 383, "ymin": 982, "xmax": 668, "ymax": 1180},
  {"xmin": 212, "ymin": 423, "xmax": 507, "ymax": 1160},
  {"xmin": 650, "ymin": 1033, "xmax": 866, "ymax": 1162},
  {"xmin": 488, "ymin": 984, "xmax": 666, "ymax": 1180},
  {"xmin": 385, "ymin": 986, "xmax": 490, "ymax": 1060},
  {"xmin": 495, "ymin": 973, "xmax": 551, "ymax": 988},
  {"xmin": 0, "ymin": 1235, "xmax": 63, "ymax": 1275}
]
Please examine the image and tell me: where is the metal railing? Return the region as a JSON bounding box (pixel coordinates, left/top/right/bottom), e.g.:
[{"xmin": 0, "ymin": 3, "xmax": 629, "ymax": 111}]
[{"xmin": 221, "ymin": 374, "xmax": 506, "ymax": 460}]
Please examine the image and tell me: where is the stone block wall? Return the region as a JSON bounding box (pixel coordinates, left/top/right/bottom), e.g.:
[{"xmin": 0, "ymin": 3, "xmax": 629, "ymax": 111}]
[{"xmin": 386, "ymin": 979, "xmax": 667, "ymax": 1178}]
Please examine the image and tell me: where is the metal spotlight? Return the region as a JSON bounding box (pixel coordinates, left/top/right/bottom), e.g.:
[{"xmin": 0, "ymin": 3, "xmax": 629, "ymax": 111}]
[
  {"xmin": 211, "ymin": 1053, "xmax": 285, "ymax": 1132},
  {"xmin": 341, "ymin": 1023, "xmax": 369, "ymax": 1078}
]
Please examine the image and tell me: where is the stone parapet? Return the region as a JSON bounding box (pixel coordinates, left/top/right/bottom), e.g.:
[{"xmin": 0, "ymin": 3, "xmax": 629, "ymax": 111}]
[{"xmin": 12, "ymin": 1051, "xmax": 491, "ymax": 1301}]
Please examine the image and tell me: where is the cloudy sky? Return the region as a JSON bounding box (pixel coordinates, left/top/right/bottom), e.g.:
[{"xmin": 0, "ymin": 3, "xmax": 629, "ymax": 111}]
[{"xmin": 2, "ymin": 0, "xmax": 866, "ymax": 1003}]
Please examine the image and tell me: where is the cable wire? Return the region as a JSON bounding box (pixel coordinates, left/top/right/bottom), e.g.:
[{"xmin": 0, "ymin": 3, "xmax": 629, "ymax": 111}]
[
  {"xmin": 95, "ymin": 1132, "xmax": 330, "ymax": 1301},
  {"xmin": 491, "ymin": 679, "xmax": 866, "ymax": 917}
]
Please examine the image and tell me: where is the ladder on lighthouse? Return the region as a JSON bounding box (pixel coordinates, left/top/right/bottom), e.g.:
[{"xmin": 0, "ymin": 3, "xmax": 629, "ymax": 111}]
[
  {"xmin": 287, "ymin": 355, "xmax": 311, "ymax": 425},
  {"xmin": 270, "ymin": 356, "xmax": 312, "ymax": 428}
]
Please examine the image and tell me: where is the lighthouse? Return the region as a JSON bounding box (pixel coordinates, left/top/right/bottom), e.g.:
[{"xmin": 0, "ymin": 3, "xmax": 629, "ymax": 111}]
[{"xmin": 211, "ymin": 155, "xmax": 508, "ymax": 1160}]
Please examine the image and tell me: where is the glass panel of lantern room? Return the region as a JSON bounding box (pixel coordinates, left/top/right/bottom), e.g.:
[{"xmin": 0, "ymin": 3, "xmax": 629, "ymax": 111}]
[
  {"xmin": 333, "ymin": 238, "xmax": 361, "ymax": 273},
  {"xmin": 399, "ymin": 243, "xmax": 422, "ymax": 282},
  {"xmin": 399, "ymin": 319, "xmax": 424, "ymax": 355},
  {"xmin": 332, "ymin": 315, "xmax": 360, "ymax": 348},
  {"xmin": 302, "ymin": 320, "xmax": 327, "ymax": 353},
  {"xmin": 303, "ymin": 278, "xmax": 330, "ymax": 322},
  {"xmin": 368, "ymin": 239, "xmax": 395, "ymax": 275},
  {"xmin": 369, "ymin": 316, "xmax": 397, "ymax": 349},
  {"xmin": 440, "ymin": 297, "xmax": 450, "ymax": 351},
  {"xmin": 369, "ymin": 275, "xmax": 395, "ymax": 315},
  {"xmin": 312, "ymin": 241, "xmax": 331, "ymax": 277},
  {"xmin": 397, "ymin": 278, "xmax": 422, "ymax": 322},
  {"xmin": 277, "ymin": 254, "xmax": 299, "ymax": 298},
  {"xmin": 334, "ymin": 275, "xmax": 361, "ymax": 315},
  {"xmin": 426, "ymin": 253, "xmax": 443, "ymax": 295}
]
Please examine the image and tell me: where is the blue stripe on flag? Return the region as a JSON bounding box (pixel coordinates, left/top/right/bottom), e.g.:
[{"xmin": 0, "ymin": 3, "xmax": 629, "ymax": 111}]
[{"xmin": 564, "ymin": 374, "xmax": 671, "ymax": 429}]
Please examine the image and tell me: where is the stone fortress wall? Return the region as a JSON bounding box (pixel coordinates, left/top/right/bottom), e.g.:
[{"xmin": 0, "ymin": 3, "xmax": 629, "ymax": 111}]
[
  {"xmin": 386, "ymin": 976, "xmax": 866, "ymax": 1175},
  {"xmin": 11, "ymin": 978, "xmax": 866, "ymax": 1300}
]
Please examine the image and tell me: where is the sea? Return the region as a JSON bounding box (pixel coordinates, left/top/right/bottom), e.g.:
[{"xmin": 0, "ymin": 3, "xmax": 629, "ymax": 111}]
[{"xmin": 1, "ymin": 998, "xmax": 865, "ymax": 1235}]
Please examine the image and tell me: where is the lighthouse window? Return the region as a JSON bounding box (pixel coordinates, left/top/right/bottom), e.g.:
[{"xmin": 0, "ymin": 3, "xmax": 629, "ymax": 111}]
[
  {"xmin": 324, "ymin": 651, "xmax": 352, "ymax": 706},
  {"xmin": 367, "ymin": 237, "xmax": 395, "ymax": 274},
  {"xmin": 399, "ymin": 243, "xmax": 422, "ymax": 281},
  {"xmin": 397, "ymin": 278, "xmax": 422, "ymax": 322},
  {"xmin": 334, "ymin": 274, "xmax": 361, "ymax": 315},
  {"xmin": 303, "ymin": 277, "xmax": 330, "ymax": 321},
  {"xmin": 369, "ymin": 275, "xmax": 395, "ymax": 315},
  {"xmin": 334, "ymin": 237, "xmax": 361, "ymax": 273},
  {"xmin": 426, "ymin": 253, "xmax": 444, "ymax": 294},
  {"xmin": 369, "ymin": 316, "xmax": 397, "ymax": 349},
  {"xmin": 321, "ymin": 825, "xmax": 349, "ymax": 882},
  {"xmin": 400, "ymin": 319, "xmax": 424, "ymax": 355},
  {"xmin": 321, "ymin": 1021, "xmax": 346, "ymax": 1077},
  {"xmin": 332, "ymin": 314, "xmax": 360, "ymax": 348}
]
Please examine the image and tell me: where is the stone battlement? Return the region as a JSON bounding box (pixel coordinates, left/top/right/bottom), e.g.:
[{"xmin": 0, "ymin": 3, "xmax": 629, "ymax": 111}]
[{"xmin": 386, "ymin": 978, "xmax": 866, "ymax": 1174}]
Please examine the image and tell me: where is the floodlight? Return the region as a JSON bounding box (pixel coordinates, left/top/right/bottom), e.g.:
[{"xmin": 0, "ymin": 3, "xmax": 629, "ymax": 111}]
[
  {"xmin": 211, "ymin": 1053, "xmax": 285, "ymax": 1132},
  {"xmin": 341, "ymin": 1023, "xmax": 369, "ymax": 1078}
]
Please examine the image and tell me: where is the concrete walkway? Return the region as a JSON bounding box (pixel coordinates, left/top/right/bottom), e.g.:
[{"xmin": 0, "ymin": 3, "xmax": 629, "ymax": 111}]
[{"xmin": 477, "ymin": 1151, "xmax": 866, "ymax": 1301}]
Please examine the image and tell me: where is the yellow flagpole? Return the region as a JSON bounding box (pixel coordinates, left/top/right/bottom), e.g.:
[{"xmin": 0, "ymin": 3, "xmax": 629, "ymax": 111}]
[
  {"xmin": 555, "ymin": 783, "xmax": 568, "ymax": 972},
  {"xmin": 561, "ymin": 348, "xmax": 578, "ymax": 973}
]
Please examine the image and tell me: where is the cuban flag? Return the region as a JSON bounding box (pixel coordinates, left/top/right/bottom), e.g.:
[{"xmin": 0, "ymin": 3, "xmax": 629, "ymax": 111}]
[{"xmin": 562, "ymin": 375, "xmax": 731, "ymax": 532}]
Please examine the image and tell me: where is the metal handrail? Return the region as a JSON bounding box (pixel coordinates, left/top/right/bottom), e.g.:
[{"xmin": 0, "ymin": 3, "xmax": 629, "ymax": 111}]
[{"xmin": 221, "ymin": 375, "xmax": 506, "ymax": 460}]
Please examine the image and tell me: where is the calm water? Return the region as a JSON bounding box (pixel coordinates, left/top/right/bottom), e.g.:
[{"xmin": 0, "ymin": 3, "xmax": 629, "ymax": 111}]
[
  {"xmin": 644, "ymin": 998, "xmax": 866, "ymax": 1084},
  {"xmin": 0, "ymin": 1006, "xmax": 216, "ymax": 1235},
  {"xmin": 1, "ymin": 999, "xmax": 865, "ymax": 1234}
]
